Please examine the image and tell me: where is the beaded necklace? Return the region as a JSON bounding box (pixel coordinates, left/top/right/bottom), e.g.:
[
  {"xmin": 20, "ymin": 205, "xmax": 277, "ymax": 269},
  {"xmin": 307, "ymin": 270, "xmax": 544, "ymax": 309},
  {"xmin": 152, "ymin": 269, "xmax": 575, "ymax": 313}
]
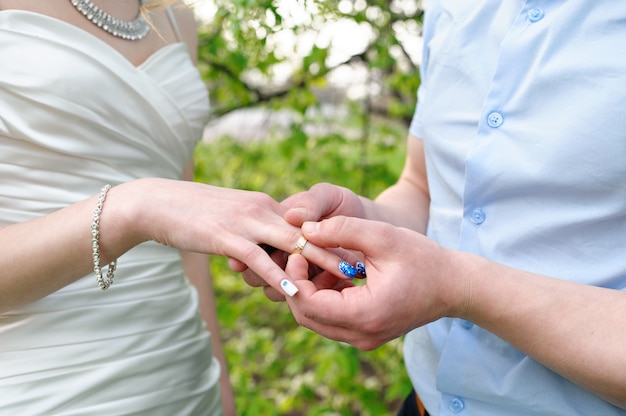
[{"xmin": 69, "ymin": 0, "xmax": 150, "ymax": 41}]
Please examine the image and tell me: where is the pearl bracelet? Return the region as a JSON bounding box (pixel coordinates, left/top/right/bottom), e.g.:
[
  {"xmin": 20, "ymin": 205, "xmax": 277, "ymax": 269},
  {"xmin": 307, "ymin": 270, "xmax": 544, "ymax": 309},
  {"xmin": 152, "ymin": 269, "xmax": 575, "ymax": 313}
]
[{"xmin": 92, "ymin": 184, "xmax": 117, "ymax": 290}]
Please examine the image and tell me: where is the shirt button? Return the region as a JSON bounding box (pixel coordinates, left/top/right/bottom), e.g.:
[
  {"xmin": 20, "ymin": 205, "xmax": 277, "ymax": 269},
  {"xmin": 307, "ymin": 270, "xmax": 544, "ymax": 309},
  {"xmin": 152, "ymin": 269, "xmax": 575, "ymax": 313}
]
[
  {"xmin": 470, "ymin": 208, "xmax": 485, "ymax": 225},
  {"xmin": 449, "ymin": 396, "xmax": 466, "ymax": 413},
  {"xmin": 486, "ymin": 111, "xmax": 503, "ymax": 128},
  {"xmin": 461, "ymin": 320, "xmax": 474, "ymax": 329},
  {"xmin": 528, "ymin": 8, "xmax": 544, "ymax": 22}
]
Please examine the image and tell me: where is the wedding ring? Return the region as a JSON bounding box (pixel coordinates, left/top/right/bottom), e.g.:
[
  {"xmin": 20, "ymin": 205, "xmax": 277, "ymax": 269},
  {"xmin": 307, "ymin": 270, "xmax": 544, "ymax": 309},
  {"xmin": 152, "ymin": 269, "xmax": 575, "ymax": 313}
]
[{"xmin": 292, "ymin": 236, "xmax": 308, "ymax": 254}]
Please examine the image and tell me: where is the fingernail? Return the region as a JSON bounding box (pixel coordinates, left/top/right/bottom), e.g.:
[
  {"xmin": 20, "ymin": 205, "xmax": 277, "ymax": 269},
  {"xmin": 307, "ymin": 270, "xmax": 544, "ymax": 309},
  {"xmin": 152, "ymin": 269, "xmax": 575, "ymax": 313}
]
[
  {"xmin": 289, "ymin": 207, "xmax": 308, "ymax": 219},
  {"xmin": 338, "ymin": 261, "xmax": 357, "ymax": 279},
  {"xmin": 356, "ymin": 261, "xmax": 367, "ymax": 279},
  {"xmin": 301, "ymin": 221, "xmax": 319, "ymax": 235},
  {"xmin": 280, "ymin": 279, "xmax": 299, "ymax": 297},
  {"xmin": 287, "ymin": 207, "xmax": 309, "ymax": 223}
]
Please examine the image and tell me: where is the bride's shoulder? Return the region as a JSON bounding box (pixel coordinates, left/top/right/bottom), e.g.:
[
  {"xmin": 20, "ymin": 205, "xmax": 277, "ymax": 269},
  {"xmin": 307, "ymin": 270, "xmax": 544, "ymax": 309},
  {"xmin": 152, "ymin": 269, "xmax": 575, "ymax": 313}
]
[
  {"xmin": 163, "ymin": 0, "xmax": 199, "ymax": 42},
  {"xmin": 151, "ymin": 0, "xmax": 200, "ymax": 59}
]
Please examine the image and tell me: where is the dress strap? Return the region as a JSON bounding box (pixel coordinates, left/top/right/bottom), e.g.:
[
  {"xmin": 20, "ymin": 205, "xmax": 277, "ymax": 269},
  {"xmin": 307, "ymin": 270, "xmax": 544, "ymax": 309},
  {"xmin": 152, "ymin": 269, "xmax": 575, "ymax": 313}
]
[{"xmin": 165, "ymin": 6, "xmax": 183, "ymax": 42}]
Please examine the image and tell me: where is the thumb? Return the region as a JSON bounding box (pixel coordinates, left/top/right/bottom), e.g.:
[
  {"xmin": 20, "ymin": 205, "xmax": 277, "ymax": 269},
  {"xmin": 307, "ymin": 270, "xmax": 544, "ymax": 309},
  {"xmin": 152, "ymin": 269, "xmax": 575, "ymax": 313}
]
[
  {"xmin": 301, "ymin": 216, "xmax": 391, "ymax": 257},
  {"xmin": 282, "ymin": 183, "xmax": 343, "ymax": 226}
]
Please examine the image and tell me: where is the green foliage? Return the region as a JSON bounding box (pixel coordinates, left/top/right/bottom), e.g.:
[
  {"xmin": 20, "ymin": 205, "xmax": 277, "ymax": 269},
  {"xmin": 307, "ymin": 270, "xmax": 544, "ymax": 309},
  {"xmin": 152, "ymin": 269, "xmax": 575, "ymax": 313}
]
[
  {"xmin": 196, "ymin": 111, "xmax": 406, "ymax": 198},
  {"xmin": 194, "ymin": 124, "xmax": 411, "ymax": 415},
  {"xmin": 192, "ymin": 0, "xmax": 424, "ymax": 413},
  {"xmin": 196, "ymin": 0, "xmax": 423, "ymax": 122}
]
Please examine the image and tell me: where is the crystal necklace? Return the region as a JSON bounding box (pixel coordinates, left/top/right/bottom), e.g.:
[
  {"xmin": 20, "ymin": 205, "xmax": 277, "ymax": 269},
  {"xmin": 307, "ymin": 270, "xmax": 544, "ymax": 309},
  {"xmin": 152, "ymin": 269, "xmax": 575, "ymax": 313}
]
[{"xmin": 69, "ymin": 0, "xmax": 150, "ymax": 41}]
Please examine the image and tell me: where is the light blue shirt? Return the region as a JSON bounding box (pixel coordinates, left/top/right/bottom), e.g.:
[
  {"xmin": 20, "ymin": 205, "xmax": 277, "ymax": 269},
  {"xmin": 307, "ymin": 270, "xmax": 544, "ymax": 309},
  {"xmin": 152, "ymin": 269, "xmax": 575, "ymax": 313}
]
[{"xmin": 406, "ymin": 1, "xmax": 626, "ymax": 415}]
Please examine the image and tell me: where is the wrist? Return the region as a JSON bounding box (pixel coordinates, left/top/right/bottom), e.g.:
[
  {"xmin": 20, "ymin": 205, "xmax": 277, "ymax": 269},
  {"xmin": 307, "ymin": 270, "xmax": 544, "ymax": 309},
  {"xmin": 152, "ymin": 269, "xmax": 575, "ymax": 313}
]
[
  {"xmin": 441, "ymin": 249, "xmax": 480, "ymax": 320},
  {"xmin": 96, "ymin": 180, "xmax": 151, "ymax": 262}
]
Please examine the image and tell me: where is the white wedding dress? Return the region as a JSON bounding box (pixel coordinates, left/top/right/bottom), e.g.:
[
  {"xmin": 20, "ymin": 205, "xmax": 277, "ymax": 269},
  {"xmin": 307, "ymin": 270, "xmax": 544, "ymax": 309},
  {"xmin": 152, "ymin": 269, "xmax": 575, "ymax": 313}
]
[{"xmin": 0, "ymin": 10, "xmax": 222, "ymax": 415}]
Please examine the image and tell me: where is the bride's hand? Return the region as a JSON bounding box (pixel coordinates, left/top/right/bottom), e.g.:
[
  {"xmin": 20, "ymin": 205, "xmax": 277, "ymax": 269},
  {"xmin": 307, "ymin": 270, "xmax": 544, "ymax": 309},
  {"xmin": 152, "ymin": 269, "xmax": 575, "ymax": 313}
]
[
  {"xmin": 110, "ymin": 178, "xmax": 349, "ymax": 295},
  {"xmin": 236, "ymin": 182, "xmax": 366, "ymax": 300}
]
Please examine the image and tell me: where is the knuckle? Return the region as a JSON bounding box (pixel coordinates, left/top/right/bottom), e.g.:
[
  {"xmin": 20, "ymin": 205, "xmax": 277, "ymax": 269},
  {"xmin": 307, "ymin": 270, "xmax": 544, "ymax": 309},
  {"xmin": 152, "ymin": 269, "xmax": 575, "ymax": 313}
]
[
  {"xmin": 354, "ymin": 339, "xmax": 380, "ymax": 351},
  {"xmin": 239, "ymin": 243, "xmax": 262, "ymax": 262},
  {"xmin": 360, "ymin": 316, "xmax": 387, "ymax": 336},
  {"xmin": 263, "ymin": 286, "xmax": 285, "ymax": 302},
  {"xmin": 242, "ymin": 270, "xmax": 264, "ymax": 287},
  {"xmin": 252, "ymin": 191, "xmax": 277, "ymax": 207}
]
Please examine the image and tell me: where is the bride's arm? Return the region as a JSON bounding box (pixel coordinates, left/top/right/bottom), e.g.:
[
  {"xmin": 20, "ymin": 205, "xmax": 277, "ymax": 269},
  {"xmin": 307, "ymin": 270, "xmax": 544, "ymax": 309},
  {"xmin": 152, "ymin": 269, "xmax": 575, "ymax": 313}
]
[
  {"xmin": 0, "ymin": 185, "xmax": 142, "ymax": 311},
  {"xmin": 0, "ymin": 177, "xmax": 327, "ymax": 313}
]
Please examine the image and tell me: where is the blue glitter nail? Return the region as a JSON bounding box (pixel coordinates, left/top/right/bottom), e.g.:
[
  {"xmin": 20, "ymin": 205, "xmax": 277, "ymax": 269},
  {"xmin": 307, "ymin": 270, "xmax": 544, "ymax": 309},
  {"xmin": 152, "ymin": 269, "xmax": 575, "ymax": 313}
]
[
  {"xmin": 338, "ymin": 260, "xmax": 357, "ymax": 278},
  {"xmin": 356, "ymin": 261, "xmax": 366, "ymax": 278}
]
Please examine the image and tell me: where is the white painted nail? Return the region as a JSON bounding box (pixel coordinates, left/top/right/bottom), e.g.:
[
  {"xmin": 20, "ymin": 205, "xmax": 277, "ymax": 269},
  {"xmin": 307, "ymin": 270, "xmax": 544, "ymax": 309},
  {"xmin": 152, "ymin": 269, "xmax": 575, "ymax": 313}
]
[{"xmin": 280, "ymin": 279, "xmax": 299, "ymax": 297}]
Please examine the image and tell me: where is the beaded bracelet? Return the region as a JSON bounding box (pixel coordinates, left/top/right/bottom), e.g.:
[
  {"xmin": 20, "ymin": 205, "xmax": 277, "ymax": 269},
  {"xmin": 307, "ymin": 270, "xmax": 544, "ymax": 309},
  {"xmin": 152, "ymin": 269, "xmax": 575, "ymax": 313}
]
[{"xmin": 92, "ymin": 184, "xmax": 117, "ymax": 290}]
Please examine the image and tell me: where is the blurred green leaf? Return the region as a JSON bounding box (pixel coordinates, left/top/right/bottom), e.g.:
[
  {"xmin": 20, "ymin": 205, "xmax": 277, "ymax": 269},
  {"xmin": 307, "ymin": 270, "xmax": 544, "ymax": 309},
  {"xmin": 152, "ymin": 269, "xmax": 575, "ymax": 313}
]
[
  {"xmin": 192, "ymin": 0, "xmax": 423, "ymax": 413},
  {"xmin": 196, "ymin": 127, "xmax": 411, "ymax": 414}
]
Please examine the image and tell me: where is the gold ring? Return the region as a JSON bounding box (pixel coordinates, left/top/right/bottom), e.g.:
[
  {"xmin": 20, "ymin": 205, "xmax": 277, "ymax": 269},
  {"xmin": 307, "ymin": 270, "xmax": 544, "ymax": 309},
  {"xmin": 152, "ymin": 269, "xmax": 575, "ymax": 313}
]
[{"xmin": 292, "ymin": 236, "xmax": 308, "ymax": 254}]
